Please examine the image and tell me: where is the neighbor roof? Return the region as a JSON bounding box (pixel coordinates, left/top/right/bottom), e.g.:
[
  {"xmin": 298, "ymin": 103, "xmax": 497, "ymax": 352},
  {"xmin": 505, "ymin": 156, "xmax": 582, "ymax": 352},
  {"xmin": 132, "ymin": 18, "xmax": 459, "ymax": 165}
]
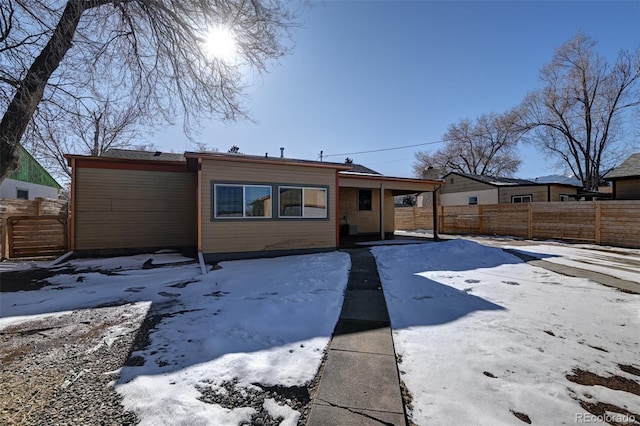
[
  {"xmin": 344, "ymin": 164, "xmax": 382, "ymax": 175},
  {"xmin": 604, "ymin": 153, "xmax": 640, "ymax": 179},
  {"xmin": 101, "ymin": 149, "xmax": 186, "ymax": 162},
  {"xmin": 446, "ymin": 171, "xmax": 535, "ymax": 186},
  {"xmin": 445, "ymin": 171, "xmax": 582, "ymax": 187}
]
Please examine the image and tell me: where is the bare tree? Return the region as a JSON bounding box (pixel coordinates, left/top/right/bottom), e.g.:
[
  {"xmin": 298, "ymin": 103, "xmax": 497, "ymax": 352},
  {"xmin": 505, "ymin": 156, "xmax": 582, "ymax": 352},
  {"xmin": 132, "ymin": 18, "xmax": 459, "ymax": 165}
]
[
  {"xmin": 413, "ymin": 110, "xmax": 523, "ymax": 177},
  {"xmin": 0, "ymin": 0, "xmax": 297, "ymax": 182},
  {"xmin": 27, "ymin": 97, "xmax": 155, "ymax": 179},
  {"xmin": 519, "ymin": 32, "xmax": 640, "ymax": 191}
]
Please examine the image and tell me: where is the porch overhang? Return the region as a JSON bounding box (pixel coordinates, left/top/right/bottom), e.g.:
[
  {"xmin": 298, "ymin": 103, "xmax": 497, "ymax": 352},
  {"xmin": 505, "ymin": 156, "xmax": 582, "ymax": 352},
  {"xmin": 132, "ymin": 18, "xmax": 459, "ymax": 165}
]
[
  {"xmin": 338, "ymin": 172, "xmax": 444, "ymax": 240},
  {"xmin": 338, "ymin": 172, "xmax": 443, "ymax": 194}
]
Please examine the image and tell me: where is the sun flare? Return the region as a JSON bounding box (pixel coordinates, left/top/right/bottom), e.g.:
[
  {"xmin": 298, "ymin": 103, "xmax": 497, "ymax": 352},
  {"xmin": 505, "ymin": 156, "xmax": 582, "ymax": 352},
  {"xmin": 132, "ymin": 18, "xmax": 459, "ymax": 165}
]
[{"xmin": 203, "ymin": 26, "xmax": 238, "ymax": 62}]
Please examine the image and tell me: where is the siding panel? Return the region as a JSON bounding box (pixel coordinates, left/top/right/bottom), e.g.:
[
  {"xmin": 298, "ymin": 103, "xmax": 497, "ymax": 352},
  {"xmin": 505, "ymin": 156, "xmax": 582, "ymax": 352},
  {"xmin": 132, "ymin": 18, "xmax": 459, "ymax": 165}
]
[
  {"xmin": 74, "ymin": 168, "xmax": 196, "ymax": 250},
  {"xmin": 201, "ymin": 160, "xmax": 337, "ymax": 255}
]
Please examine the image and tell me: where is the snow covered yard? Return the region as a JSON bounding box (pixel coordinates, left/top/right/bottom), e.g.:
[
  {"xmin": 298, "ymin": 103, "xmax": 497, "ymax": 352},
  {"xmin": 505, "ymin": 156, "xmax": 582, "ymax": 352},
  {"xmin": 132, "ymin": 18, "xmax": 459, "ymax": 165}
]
[
  {"xmin": 372, "ymin": 240, "xmax": 640, "ymax": 426},
  {"xmin": 0, "ymin": 251, "xmax": 350, "ymax": 425}
]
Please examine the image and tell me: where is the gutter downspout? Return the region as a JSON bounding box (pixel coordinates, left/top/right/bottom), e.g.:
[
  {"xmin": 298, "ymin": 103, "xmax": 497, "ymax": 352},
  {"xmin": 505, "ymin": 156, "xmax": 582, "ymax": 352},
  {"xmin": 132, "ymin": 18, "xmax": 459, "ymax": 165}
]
[
  {"xmin": 433, "ymin": 184, "xmax": 441, "ymax": 241},
  {"xmin": 69, "ymin": 157, "xmax": 76, "ymax": 251},
  {"xmin": 197, "ymin": 157, "xmax": 207, "ymax": 275}
]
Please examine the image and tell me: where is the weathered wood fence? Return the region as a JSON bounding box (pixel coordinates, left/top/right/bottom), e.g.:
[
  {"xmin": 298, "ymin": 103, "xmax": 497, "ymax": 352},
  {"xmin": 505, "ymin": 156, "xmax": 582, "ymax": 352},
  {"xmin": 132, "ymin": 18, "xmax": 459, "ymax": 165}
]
[
  {"xmin": 1, "ymin": 198, "xmax": 68, "ymax": 259},
  {"xmin": 395, "ymin": 200, "xmax": 640, "ymax": 249}
]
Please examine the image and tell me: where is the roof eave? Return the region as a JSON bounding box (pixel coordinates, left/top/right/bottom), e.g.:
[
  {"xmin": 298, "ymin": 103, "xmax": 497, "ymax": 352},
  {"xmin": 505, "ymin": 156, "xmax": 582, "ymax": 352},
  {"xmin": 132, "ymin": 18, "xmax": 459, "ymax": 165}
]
[{"xmin": 185, "ymin": 151, "xmax": 353, "ymax": 170}]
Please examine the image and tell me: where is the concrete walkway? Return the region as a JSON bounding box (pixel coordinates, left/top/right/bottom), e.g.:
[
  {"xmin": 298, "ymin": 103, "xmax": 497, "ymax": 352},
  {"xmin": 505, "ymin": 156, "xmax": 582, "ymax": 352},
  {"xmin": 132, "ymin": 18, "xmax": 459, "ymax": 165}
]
[
  {"xmin": 307, "ymin": 248, "xmax": 406, "ymax": 426},
  {"xmin": 505, "ymin": 249, "xmax": 640, "ymax": 294}
]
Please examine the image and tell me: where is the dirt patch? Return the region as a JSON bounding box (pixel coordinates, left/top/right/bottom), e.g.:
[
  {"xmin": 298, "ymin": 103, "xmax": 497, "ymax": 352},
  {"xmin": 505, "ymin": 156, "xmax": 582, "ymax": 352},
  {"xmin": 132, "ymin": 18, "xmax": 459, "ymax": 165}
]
[
  {"xmin": 568, "ymin": 368, "xmax": 640, "ymax": 426},
  {"xmin": 510, "ymin": 410, "xmax": 532, "ymax": 424},
  {"xmin": 0, "ymin": 304, "xmax": 146, "ymax": 425},
  {"xmin": 620, "ymin": 364, "xmax": 640, "ymax": 377},
  {"xmin": 576, "ymin": 401, "xmax": 640, "ymax": 426},
  {"xmin": 567, "ymin": 368, "xmax": 640, "ymax": 396}
]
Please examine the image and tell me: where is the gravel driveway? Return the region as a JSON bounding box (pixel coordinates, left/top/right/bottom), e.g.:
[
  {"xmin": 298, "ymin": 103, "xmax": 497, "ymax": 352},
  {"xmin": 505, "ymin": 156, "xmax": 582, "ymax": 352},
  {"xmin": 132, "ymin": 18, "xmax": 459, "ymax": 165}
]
[{"xmin": 0, "ymin": 302, "xmax": 145, "ymax": 425}]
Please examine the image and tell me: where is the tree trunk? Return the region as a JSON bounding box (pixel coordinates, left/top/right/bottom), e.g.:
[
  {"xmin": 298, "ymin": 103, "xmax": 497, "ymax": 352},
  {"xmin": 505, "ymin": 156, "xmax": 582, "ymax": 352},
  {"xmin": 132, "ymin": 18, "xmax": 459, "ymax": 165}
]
[{"xmin": 0, "ymin": 1, "xmax": 86, "ymax": 181}]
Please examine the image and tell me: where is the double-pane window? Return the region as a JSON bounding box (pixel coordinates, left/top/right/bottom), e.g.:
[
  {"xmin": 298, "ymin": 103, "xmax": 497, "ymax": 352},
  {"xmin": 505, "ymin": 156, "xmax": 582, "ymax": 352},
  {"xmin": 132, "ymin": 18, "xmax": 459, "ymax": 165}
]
[
  {"xmin": 215, "ymin": 184, "xmax": 272, "ymax": 218},
  {"xmin": 279, "ymin": 186, "xmax": 327, "ymax": 218}
]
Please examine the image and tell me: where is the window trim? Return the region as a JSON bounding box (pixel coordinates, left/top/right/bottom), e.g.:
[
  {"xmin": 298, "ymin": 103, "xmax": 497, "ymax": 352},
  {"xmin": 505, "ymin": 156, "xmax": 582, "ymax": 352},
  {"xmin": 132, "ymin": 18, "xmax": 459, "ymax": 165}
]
[
  {"xmin": 511, "ymin": 194, "xmax": 533, "ymax": 203},
  {"xmin": 468, "ymin": 196, "xmax": 478, "ymax": 205},
  {"xmin": 213, "ymin": 183, "xmax": 272, "ymax": 219},
  {"xmin": 357, "ymin": 189, "xmax": 373, "ymax": 211},
  {"xmin": 278, "ymin": 185, "xmax": 328, "ymax": 219},
  {"xmin": 559, "ymin": 194, "xmax": 571, "ymax": 202}
]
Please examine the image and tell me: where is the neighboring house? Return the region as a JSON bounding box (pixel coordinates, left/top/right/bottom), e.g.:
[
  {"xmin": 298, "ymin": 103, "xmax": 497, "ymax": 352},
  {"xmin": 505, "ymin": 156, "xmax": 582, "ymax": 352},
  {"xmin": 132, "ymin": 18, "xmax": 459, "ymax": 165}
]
[
  {"xmin": 65, "ymin": 149, "xmax": 442, "ymax": 261},
  {"xmin": 438, "ymin": 172, "xmax": 580, "ymax": 206},
  {"xmin": 0, "ymin": 145, "xmax": 61, "ymax": 200},
  {"xmin": 603, "ymin": 153, "xmax": 640, "ymax": 200}
]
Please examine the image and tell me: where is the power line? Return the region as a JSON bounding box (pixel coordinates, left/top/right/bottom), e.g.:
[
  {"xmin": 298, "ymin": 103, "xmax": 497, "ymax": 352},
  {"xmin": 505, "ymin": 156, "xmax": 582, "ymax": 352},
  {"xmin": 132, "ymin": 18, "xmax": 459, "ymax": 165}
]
[{"xmin": 320, "ymin": 140, "xmax": 444, "ymax": 159}]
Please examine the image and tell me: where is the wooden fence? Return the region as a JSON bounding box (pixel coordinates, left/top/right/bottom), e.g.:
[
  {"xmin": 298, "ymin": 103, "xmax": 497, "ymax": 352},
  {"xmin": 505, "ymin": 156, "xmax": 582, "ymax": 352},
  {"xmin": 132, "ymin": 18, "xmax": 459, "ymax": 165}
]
[
  {"xmin": 395, "ymin": 200, "xmax": 640, "ymax": 249},
  {"xmin": 1, "ymin": 198, "xmax": 68, "ymax": 258}
]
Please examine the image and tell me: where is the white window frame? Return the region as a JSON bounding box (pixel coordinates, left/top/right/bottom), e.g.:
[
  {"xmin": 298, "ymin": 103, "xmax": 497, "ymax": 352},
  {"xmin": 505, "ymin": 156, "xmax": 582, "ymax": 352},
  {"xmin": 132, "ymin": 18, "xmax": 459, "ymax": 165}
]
[
  {"xmin": 214, "ymin": 184, "xmax": 272, "ymax": 219},
  {"xmin": 512, "ymin": 194, "xmax": 532, "ymax": 203},
  {"xmin": 559, "ymin": 194, "xmax": 571, "ymax": 202},
  {"xmin": 468, "ymin": 196, "xmax": 478, "ymax": 205},
  {"xmin": 279, "ymin": 186, "xmax": 328, "ymax": 219}
]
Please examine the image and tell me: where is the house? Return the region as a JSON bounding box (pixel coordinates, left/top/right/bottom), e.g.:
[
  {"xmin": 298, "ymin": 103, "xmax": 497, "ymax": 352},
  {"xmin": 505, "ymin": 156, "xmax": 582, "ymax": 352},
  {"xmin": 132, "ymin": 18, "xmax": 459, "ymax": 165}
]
[
  {"xmin": 603, "ymin": 153, "xmax": 640, "ymax": 200},
  {"xmin": 0, "ymin": 145, "xmax": 61, "ymax": 200},
  {"xmin": 64, "ymin": 149, "xmax": 442, "ymax": 262},
  {"xmin": 438, "ymin": 172, "xmax": 581, "ymax": 206}
]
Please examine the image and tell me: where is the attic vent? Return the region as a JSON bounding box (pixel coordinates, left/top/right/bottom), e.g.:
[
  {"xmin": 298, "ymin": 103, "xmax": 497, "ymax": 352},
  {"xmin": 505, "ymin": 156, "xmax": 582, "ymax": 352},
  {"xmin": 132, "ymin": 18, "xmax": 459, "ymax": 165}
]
[{"xmin": 153, "ymin": 151, "xmax": 162, "ymax": 156}]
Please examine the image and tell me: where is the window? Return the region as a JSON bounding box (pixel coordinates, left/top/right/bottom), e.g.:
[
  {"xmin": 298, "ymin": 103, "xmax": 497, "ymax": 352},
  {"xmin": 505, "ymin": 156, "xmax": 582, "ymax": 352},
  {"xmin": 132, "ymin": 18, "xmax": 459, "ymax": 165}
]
[
  {"xmin": 214, "ymin": 184, "xmax": 271, "ymax": 218},
  {"xmin": 358, "ymin": 189, "xmax": 372, "ymax": 211},
  {"xmin": 560, "ymin": 194, "xmax": 571, "ymax": 202},
  {"xmin": 468, "ymin": 196, "xmax": 478, "ymax": 205},
  {"xmin": 16, "ymin": 189, "xmax": 28, "ymax": 200},
  {"xmin": 512, "ymin": 195, "xmax": 532, "ymax": 203},
  {"xmin": 279, "ymin": 186, "xmax": 327, "ymax": 218}
]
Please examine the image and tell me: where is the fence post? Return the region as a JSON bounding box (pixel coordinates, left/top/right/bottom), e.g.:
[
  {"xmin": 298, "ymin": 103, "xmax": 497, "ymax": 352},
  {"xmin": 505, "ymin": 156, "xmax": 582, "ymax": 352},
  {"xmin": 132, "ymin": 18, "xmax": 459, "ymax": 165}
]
[
  {"xmin": 35, "ymin": 197, "xmax": 42, "ymax": 216},
  {"xmin": 7, "ymin": 218, "xmax": 14, "ymax": 258},
  {"xmin": 478, "ymin": 205, "xmax": 484, "ymax": 234},
  {"xmin": 412, "ymin": 206, "xmax": 417, "ymax": 229},
  {"xmin": 440, "ymin": 205, "xmax": 445, "ymax": 234},
  {"xmin": 528, "ymin": 203, "xmax": 533, "ymax": 239},
  {"xmin": 595, "ymin": 201, "xmax": 601, "ymax": 245}
]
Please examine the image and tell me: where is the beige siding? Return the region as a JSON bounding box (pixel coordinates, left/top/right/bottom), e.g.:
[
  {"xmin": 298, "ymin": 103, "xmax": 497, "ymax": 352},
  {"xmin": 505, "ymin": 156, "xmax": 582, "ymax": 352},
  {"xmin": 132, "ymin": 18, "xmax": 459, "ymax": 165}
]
[
  {"xmin": 75, "ymin": 168, "xmax": 196, "ymax": 250},
  {"xmin": 201, "ymin": 160, "xmax": 337, "ymax": 254},
  {"xmin": 440, "ymin": 174, "xmax": 493, "ymax": 194},
  {"xmin": 384, "ymin": 189, "xmax": 395, "ymax": 232},
  {"xmin": 498, "ymin": 185, "xmax": 548, "ymax": 203},
  {"xmin": 549, "ymin": 185, "xmax": 579, "ymax": 201},
  {"xmin": 440, "ymin": 188, "xmax": 498, "ymax": 206},
  {"xmin": 615, "ymin": 179, "xmax": 640, "ymax": 200},
  {"xmin": 499, "ymin": 185, "xmax": 579, "ymax": 203},
  {"xmin": 338, "ymin": 188, "xmax": 394, "ymax": 234}
]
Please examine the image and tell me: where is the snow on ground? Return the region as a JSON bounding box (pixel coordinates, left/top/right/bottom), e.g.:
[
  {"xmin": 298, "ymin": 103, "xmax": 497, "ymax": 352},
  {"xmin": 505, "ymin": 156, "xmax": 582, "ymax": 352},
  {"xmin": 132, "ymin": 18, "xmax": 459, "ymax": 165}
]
[
  {"xmin": 3, "ymin": 239, "xmax": 639, "ymax": 425},
  {"xmin": 505, "ymin": 243, "xmax": 640, "ymax": 283},
  {"xmin": 372, "ymin": 240, "xmax": 640, "ymax": 426},
  {"xmin": 0, "ymin": 251, "xmax": 350, "ymax": 425}
]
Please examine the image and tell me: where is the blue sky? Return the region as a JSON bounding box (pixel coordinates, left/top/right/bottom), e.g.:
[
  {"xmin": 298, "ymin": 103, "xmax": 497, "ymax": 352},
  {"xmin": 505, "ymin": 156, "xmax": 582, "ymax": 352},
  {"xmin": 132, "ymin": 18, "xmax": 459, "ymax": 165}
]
[{"xmin": 152, "ymin": 1, "xmax": 640, "ymax": 179}]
